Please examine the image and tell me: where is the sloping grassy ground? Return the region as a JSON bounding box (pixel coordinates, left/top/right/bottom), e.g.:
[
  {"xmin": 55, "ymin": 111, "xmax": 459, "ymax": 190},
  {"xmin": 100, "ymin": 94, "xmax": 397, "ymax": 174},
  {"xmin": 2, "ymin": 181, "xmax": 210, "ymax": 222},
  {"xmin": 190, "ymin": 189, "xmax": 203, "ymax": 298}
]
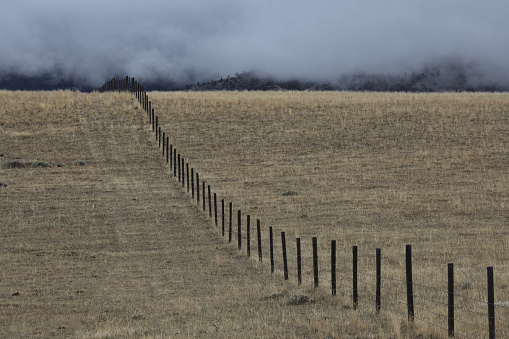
[
  {"xmin": 1, "ymin": 91, "xmax": 423, "ymax": 338},
  {"xmin": 149, "ymin": 91, "xmax": 509, "ymax": 337},
  {"xmin": 1, "ymin": 90, "xmax": 508, "ymax": 337}
]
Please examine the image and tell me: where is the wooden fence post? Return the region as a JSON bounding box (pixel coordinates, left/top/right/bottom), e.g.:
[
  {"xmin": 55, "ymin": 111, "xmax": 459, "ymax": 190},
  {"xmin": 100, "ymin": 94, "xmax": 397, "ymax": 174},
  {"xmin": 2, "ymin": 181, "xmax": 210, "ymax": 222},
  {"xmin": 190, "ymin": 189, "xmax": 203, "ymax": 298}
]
[
  {"xmin": 202, "ymin": 181, "xmax": 206, "ymax": 211},
  {"xmin": 376, "ymin": 248, "xmax": 381, "ymax": 313},
  {"xmin": 246, "ymin": 215, "xmax": 251, "ymax": 257},
  {"xmin": 191, "ymin": 168, "xmax": 194, "ymax": 198},
  {"xmin": 257, "ymin": 219, "xmax": 262, "ymax": 262},
  {"xmin": 228, "ymin": 202, "xmax": 232, "ymax": 243},
  {"xmin": 173, "ymin": 149, "xmax": 177, "ymax": 177},
  {"xmin": 196, "ymin": 172, "xmax": 200, "ymax": 204},
  {"xmin": 487, "ymin": 267, "xmax": 495, "ymax": 339},
  {"xmin": 353, "ymin": 246, "xmax": 358, "ymax": 310},
  {"xmin": 208, "ymin": 185, "xmax": 212, "ymax": 217},
  {"xmin": 331, "ymin": 240, "xmax": 336, "ymax": 296},
  {"xmin": 313, "ymin": 237, "xmax": 318, "ymax": 288},
  {"xmin": 282, "ymin": 232, "xmax": 288, "ymax": 280},
  {"xmin": 177, "ymin": 154, "xmax": 181, "ymax": 182},
  {"xmin": 297, "ymin": 238, "xmax": 302, "ymax": 285},
  {"xmin": 270, "ymin": 226, "xmax": 274, "ymax": 273},
  {"xmin": 406, "ymin": 245, "xmax": 414, "ymax": 322},
  {"xmin": 448, "ymin": 263, "xmax": 454, "ymax": 337},
  {"xmin": 237, "ymin": 210, "xmax": 241, "ymax": 250},
  {"xmin": 221, "ymin": 199, "xmax": 225, "ymax": 236},
  {"xmin": 214, "ymin": 193, "xmax": 217, "ymax": 226}
]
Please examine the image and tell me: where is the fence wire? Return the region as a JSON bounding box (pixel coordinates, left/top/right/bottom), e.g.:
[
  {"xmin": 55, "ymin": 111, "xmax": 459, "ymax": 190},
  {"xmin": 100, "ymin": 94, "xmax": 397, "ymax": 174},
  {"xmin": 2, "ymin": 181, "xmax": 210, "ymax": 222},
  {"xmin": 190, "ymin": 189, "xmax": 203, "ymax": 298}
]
[{"xmin": 101, "ymin": 77, "xmax": 508, "ymax": 339}]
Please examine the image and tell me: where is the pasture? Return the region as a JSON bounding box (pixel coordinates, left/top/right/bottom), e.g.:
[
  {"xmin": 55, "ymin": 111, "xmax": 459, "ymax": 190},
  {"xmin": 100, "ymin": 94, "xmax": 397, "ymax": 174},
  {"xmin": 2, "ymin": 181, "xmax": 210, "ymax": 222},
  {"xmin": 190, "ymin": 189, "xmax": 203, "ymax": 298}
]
[{"xmin": 0, "ymin": 90, "xmax": 508, "ymax": 337}]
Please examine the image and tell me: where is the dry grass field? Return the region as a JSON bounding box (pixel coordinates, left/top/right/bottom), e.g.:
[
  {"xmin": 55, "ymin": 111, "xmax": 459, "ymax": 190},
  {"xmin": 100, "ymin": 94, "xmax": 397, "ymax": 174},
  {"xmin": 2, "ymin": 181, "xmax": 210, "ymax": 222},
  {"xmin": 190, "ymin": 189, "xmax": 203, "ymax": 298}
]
[
  {"xmin": 0, "ymin": 89, "xmax": 508, "ymax": 338},
  {"xmin": 149, "ymin": 91, "xmax": 509, "ymax": 337}
]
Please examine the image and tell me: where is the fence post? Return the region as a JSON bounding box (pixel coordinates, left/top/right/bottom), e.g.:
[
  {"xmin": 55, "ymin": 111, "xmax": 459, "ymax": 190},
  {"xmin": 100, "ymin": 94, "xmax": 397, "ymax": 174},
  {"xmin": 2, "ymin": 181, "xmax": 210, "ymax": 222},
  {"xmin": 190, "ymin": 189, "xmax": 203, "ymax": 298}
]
[
  {"xmin": 376, "ymin": 248, "xmax": 381, "ymax": 313},
  {"xmin": 191, "ymin": 168, "xmax": 194, "ymax": 198},
  {"xmin": 208, "ymin": 185, "xmax": 212, "ymax": 217},
  {"xmin": 221, "ymin": 199, "xmax": 225, "ymax": 236},
  {"xmin": 214, "ymin": 193, "xmax": 217, "ymax": 226},
  {"xmin": 228, "ymin": 202, "xmax": 232, "ymax": 243},
  {"xmin": 331, "ymin": 240, "xmax": 336, "ymax": 296},
  {"xmin": 257, "ymin": 219, "xmax": 262, "ymax": 262},
  {"xmin": 297, "ymin": 238, "xmax": 302, "ymax": 285},
  {"xmin": 282, "ymin": 232, "xmax": 288, "ymax": 280},
  {"xmin": 158, "ymin": 127, "xmax": 161, "ymax": 146},
  {"xmin": 177, "ymin": 154, "xmax": 181, "ymax": 182},
  {"xmin": 237, "ymin": 210, "xmax": 241, "ymax": 250},
  {"xmin": 173, "ymin": 149, "xmax": 177, "ymax": 177},
  {"xmin": 202, "ymin": 181, "xmax": 206, "ymax": 211},
  {"xmin": 487, "ymin": 267, "xmax": 495, "ymax": 339},
  {"xmin": 270, "ymin": 226, "xmax": 274, "ymax": 273},
  {"xmin": 406, "ymin": 245, "xmax": 414, "ymax": 322},
  {"xmin": 196, "ymin": 172, "xmax": 200, "ymax": 204},
  {"xmin": 448, "ymin": 263, "xmax": 454, "ymax": 337},
  {"xmin": 353, "ymin": 246, "xmax": 358, "ymax": 309},
  {"xmin": 313, "ymin": 237, "xmax": 319, "ymax": 288},
  {"xmin": 247, "ymin": 215, "xmax": 251, "ymax": 257}
]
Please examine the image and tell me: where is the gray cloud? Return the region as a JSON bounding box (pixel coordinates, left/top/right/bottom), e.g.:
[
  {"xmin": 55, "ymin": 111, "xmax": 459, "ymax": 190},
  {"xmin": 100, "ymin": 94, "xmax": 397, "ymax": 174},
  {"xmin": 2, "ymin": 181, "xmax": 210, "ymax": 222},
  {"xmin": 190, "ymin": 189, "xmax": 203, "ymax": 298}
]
[{"xmin": 1, "ymin": 0, "xmax": 508, "ymax": 87}]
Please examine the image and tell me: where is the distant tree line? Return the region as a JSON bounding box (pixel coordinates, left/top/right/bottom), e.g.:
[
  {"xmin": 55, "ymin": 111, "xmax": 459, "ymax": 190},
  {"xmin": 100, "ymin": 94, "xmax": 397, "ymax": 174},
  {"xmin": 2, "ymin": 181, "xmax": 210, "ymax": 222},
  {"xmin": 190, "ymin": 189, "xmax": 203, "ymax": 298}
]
[{"xmin": 1, "ymin": 60, "xmax": 507, "ymax": 92}]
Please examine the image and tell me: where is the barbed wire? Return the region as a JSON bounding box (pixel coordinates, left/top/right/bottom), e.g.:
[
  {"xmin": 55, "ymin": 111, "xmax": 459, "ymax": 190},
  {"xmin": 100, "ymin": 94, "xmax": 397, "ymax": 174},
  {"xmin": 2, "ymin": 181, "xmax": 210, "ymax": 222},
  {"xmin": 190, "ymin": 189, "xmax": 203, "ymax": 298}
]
[{"xmin": 103, "ymin": 79, "xmax": 507, "ymax": 339}]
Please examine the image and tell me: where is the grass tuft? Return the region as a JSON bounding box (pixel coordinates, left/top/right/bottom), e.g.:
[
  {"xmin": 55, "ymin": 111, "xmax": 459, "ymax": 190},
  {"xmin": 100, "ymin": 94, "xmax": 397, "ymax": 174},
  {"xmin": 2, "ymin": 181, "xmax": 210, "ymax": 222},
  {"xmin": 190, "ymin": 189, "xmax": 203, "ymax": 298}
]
[
  {"xmin": 31, "ymin": 161, "xmax": 51, "ymax": 168},
  {"xmin": 0, "ymin": 160, "xmax": 30, "ymax": 169},
  {"xmin": 72, "ymin": 159, "xmax": 87, "ymax": 166}
]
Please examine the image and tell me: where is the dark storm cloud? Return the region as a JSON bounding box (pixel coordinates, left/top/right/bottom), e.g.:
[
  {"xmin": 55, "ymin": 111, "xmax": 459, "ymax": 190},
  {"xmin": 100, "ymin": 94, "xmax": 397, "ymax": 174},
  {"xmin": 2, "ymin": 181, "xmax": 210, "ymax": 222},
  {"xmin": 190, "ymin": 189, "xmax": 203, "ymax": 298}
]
[{"xmin": 1, "ymin": 0, "xmax": 508, "ymax": 87}]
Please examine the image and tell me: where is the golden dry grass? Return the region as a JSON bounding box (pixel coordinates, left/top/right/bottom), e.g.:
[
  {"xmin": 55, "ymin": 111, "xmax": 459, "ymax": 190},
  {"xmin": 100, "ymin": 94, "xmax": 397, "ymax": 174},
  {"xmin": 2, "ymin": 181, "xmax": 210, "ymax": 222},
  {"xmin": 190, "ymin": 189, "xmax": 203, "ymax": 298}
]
[
  {"xmin": 0, "ymin": 89, "xmax": 508, "ymax": 338},
  {"xmin": 148, "ymin": 91, "xmax": 509, "ymax": 337}
]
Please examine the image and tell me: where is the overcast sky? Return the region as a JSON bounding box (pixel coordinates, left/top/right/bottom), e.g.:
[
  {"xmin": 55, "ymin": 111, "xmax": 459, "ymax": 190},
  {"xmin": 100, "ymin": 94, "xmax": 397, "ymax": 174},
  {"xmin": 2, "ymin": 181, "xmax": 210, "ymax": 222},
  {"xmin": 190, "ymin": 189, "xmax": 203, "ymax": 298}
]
[{"xmin": 1, "ymin": 0, "xmax": 508, "ymax": 86}]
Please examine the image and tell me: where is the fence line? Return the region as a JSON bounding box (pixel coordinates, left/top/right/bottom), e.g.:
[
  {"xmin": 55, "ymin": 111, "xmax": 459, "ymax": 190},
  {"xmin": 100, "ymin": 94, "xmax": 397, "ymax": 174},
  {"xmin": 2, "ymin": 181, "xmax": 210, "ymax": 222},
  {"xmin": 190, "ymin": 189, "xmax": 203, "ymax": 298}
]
[{"xmin": 99, "ymin": 76, "xmax": 507, "ymax": 338}]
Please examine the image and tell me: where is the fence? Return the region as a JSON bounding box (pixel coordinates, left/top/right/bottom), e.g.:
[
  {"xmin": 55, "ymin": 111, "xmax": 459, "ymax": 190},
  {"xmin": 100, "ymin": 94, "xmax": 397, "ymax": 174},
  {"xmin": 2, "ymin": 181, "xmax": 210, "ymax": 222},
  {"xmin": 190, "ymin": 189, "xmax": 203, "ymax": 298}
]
[{"xmin": 99, "ymin": 76, "xmax": 508, "ymax": 338}]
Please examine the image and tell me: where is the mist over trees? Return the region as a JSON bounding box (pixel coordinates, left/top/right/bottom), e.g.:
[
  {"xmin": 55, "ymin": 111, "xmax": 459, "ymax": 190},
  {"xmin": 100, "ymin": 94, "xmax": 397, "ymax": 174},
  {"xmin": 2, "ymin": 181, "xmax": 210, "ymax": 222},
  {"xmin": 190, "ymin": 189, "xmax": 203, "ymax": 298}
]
[
  {"xmin": 1, "ymin": 59, "xmax": 507, "ymax": 92},
  {"xmin": 185, "ymin": 59, "xmax": 508, "ymax": 92}
]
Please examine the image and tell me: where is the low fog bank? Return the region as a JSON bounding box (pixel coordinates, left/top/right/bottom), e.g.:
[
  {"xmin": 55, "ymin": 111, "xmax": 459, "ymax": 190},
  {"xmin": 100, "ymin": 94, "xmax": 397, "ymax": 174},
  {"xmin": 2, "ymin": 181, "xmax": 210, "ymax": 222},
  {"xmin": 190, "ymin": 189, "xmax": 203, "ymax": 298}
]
[
  {"xmin": 183, "ymin": 58, "xmax": 509, "ymax": 92},
  {"xmin": 1, "ymin": 57, "xmax": 508, "ymax": 92}
]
